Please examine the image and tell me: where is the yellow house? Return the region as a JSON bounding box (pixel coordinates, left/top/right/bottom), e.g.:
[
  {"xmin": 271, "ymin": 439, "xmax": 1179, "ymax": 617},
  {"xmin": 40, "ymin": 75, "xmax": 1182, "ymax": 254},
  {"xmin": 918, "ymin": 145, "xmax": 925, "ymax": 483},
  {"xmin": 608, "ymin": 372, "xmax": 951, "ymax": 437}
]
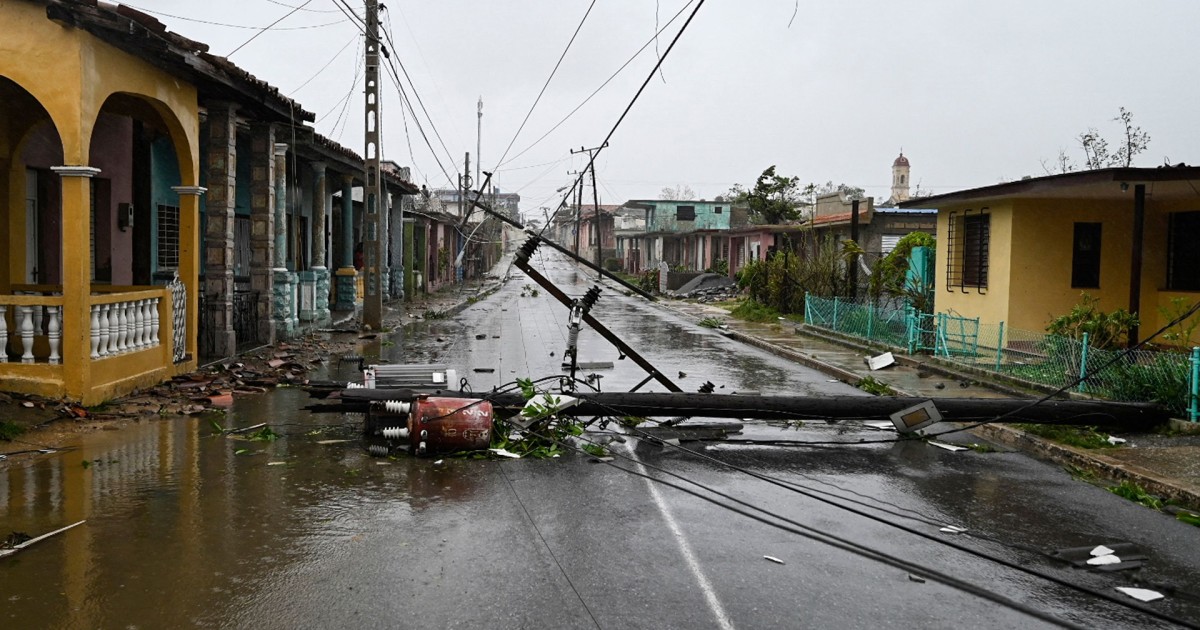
[
  {"xmin": 901, "ymin": 167, "xmax": 1200, "ymax": 346},
  {"xmin": 1, "ymin": 0, "xmax": 202, "ymax": 403}
]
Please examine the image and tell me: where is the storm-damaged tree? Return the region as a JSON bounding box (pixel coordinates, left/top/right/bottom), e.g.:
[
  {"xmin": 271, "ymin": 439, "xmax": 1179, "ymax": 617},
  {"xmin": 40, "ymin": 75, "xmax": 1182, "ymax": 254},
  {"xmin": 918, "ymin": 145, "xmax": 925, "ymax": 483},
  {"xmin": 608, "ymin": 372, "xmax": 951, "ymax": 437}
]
[
  {"xmin": 814, "ymin": 180, "xmax": 866, "ymax": 200},
  {"xmin": 1042, "ymin": 107, "xmax": 1151, "ymax": 174},
  {"xmin": 745, "ymin": 165, "xmax": 804, "ymax": 224},
  {"xmin": 659, "ymin": 184, "xmax": 697, "ymax": 200}
]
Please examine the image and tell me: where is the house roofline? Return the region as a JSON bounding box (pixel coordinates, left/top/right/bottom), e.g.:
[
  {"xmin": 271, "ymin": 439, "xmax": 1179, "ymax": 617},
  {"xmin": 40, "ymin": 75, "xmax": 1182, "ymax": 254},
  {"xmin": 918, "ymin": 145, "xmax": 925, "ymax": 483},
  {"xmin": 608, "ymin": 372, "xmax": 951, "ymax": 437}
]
[{"xmin": 899, "ymin": 166, "xmax": 1200, "ymax": 207}]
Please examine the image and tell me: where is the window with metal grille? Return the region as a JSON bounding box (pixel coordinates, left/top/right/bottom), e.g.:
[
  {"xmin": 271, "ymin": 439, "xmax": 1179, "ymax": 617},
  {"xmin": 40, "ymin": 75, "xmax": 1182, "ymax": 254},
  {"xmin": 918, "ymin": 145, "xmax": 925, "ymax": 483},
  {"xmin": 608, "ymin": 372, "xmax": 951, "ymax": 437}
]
[
  {"xmin": 676, "ymin": 205, "xmax": 695, "ymax": 221},
  {"xmin": 157, "ymin": 203, "xmax": 180, "ymax": 270},
  {"xmin": 962, "ymin": 212, "xmax": 989, "ymax": 289},
  {"xmin": 1071, "ymin": 222, "xmax": 1102, "ymax": 289},
  {"xmin": 1167, "ymin": 211, "xmax": 1200, "ymax": 291}
]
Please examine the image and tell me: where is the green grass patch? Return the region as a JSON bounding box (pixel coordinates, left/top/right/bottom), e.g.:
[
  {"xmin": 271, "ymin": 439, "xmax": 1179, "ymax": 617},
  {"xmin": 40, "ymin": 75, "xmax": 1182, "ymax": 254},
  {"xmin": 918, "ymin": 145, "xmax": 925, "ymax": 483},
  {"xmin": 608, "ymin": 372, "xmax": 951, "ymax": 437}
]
[
  {"xmin": 1108, "ymin": 480, "xmax": 1163, "ymax": 510},
  {"xmin": 730, "ymin": 299, "xmax": 786, "ymax": 323},
  {"xmin": 1015, "ymin": 423, "xmax": 1116, "ymax": 449},
  {"xmin": 855, "ymin": 376, "xmax": 896, "ymax": 396},
  {"xmin": 966, "ymin": 442, "xmax": 997, "ymax": 453},
  {"xmin": 0, "ymin": 420, "xmax": 26, "ymax": 441},
  {"xmin": 698, "ymin": 317, "xmax": 724, "ymax": 329}
]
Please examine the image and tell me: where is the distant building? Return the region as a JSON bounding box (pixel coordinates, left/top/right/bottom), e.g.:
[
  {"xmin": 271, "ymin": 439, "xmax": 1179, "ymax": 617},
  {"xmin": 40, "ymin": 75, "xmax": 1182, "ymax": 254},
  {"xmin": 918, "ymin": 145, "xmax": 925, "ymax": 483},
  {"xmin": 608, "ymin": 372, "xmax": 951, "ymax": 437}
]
[{"xmin": 884, "ymin": 152, "xmax": 911, "ymax": 206}]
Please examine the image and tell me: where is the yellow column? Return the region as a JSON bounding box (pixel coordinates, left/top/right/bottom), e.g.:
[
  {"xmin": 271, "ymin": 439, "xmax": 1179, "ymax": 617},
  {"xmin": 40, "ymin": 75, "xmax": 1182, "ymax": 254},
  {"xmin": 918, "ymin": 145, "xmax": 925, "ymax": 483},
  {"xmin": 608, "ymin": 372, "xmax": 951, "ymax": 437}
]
[
  {"xmin": 172, "ymin": 185, "xmax": 205, "ymax": 367},
  {"xmin": 51, "ymin": 166, "xmax": 99, "ymax": 400}
]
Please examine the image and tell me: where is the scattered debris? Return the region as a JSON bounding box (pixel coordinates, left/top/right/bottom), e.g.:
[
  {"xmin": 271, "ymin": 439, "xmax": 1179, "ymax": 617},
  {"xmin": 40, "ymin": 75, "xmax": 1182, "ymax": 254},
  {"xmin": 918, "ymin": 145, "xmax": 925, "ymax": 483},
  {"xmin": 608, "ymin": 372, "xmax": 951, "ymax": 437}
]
[
  {"xmin": 939, "ymin": 525, "xmax": 967, "ymax": 534},
  {"xmin": 867, "ymin": 352, "xmax": 896, "ymax": 371},
  {"xmin": 0, "ymin": 520, "xmax": 85, "ymax": 559},
  {"xmin": 315, "ymin": 439, "xmax": 352, "ymax": 445},
  {"xmin": 907, "ymin": 574, "xmax": 926, "ymax": 584},
  {"xmin": 763, "ymin": 555, "xmax": 785, "ymax": 565},
  {"xmin": 489, "ymin": 448, "xmax": 522, "ymax": 459},
  {"xmin": 1116, "ymin": 587, "xmax": 1164, "ymax": 603},
  {"xmin": 1107, "ymin": 436, "xmax": 1128, "ymax": 445},
  {"xmin": 267, "ymin": 461, "xmax": 287, "ymax": 466},
  {"xmin": 1051, "ymin": 543, "xmax": 1147, "ymax": 571},
  {"xmin": 928, "ymin": 441, "xmax": 967, "ymax": 452}
]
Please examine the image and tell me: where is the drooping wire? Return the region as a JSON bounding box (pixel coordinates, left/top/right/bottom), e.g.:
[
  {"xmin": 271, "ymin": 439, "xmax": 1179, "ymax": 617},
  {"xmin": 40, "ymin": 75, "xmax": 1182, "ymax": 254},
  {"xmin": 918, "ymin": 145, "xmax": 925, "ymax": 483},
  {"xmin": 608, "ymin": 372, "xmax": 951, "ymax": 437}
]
[
  {"xmin": 288, "ymin": 33, "xmax": 359, "ymax": 95},
  {"xmin": 521, "ymin": 425, "xmax": 1090, "ymax": 629},
  {"xmin": 123, "ymin": 4, "xmax": 343, "ymax": 30},
  {"xmin": 493, "ymin": 0, "xmax": 598, "ymax": 171},
  {"xmin": 226, "ymin": 0, "xmax": 315, "ymax": 58},
  {"xmin": 498, "ymin": 0, "xmax": 697, "ymax": 170},
  {"xmin": 537, "ymin": 0, "xmax": 707, "ymax": 238}
]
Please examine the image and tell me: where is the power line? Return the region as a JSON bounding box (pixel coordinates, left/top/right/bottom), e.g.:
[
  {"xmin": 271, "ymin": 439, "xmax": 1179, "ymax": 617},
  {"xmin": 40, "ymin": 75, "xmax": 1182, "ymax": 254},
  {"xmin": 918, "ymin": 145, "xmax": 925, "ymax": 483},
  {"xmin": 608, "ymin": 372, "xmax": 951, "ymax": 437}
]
[
  {"xmin": 124, "ymin": 4, "xmax": 343, "ymax": 30},
  {"xmin": 379, "ymin": 17, "xmax": 459, "ymax": 178},
  {"xmin": 264, "ymin": 0, "xmax": 343, "ymax": 13},
  {"xmin": 540, "ymin": 0, "xmax": 708, "ymax": 234},
  {"xmin": 494, "ymin": 0, "xmax": 597, "ymax": 171},
  {"xmin": 226, "ymin": 0, "xmax": 315, "ymax": 57},
  {"xmin": 499, "ymin": 0, "xmax": 697, "ymax": 170},
  {"xmin": 288, "ymin": 33, "xmax": 359, "ymax": 95}
]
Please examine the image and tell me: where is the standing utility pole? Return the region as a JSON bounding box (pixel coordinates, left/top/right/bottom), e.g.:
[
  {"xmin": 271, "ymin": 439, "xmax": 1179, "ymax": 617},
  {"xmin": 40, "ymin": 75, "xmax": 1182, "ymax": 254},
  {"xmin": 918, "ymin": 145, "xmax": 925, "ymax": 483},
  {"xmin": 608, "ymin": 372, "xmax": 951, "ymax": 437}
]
[
  {"xmin": 459, "ymin": 152, "xmax": 471, "ymax": 283},
  {"xmin": 362, "ymin": 0, "xmax": 383, "ymax": 329},
  {"xmin": 570, "ymin": 143, "xmax": 607, "ymax": 275},
  {"xmin": 476, "ymin": 97, "xmax": 483, "ymax": 186},
  {"xmin": 567, "ymin": 171, "xmax": 583, "ymax": 256}
]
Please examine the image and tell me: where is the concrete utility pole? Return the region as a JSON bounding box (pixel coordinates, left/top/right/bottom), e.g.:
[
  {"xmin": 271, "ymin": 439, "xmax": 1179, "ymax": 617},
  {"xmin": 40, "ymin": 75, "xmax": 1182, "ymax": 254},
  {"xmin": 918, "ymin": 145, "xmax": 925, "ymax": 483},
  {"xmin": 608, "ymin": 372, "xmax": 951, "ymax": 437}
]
[
  {"xmin": 570, "ymin": 143, "xmax": 607, "ymax": 275},
  {"xmin": 459, "ymin": 152, "xmax": 471, "ymax": 283},
  {"xmin": 476, "ymin": 97, "xmax": 482, "ymax": 186},
  {"xmin": 362, "ymin": 0, "xmax": 383, "ymax": 329},
  {"xmin": 567, "ymin": 171, "xmax": 583, "ymax": 256}
]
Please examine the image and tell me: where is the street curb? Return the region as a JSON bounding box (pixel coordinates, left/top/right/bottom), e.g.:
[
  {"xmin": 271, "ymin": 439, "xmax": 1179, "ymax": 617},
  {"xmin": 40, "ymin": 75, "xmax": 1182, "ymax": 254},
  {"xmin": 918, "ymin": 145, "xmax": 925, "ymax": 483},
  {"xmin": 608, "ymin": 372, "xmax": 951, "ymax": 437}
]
[
  {"xmin": 652, "ymin": 296, "xmax": 1200, "ymax": 510},
  {"xmin": 974, "ymin": 423, "xmax": 1200, "ymax": 511},
  {"xmin": 719, "ymin": 329, "xmax": 912, "ymax": 395}
]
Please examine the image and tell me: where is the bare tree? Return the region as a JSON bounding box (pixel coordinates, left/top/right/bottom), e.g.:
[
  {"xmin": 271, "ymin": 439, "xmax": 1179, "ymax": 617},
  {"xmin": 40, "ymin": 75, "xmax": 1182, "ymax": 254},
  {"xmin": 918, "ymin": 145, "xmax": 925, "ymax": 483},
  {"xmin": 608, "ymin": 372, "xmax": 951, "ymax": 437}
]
[
  {"xmin": 659, "ymin": 184, "xmax": 697, "ymax": 200},
  {"xmin": 1040, "ymin": 148, "xmax": 1076, "ymax": 175},
  {"xmin": 1043, "ymin": 107, "xmax": 1150, "ymax": 173},
  {"xmin": 1112, "ymin": 107, "xmax": 1150, "ymax": 168}
]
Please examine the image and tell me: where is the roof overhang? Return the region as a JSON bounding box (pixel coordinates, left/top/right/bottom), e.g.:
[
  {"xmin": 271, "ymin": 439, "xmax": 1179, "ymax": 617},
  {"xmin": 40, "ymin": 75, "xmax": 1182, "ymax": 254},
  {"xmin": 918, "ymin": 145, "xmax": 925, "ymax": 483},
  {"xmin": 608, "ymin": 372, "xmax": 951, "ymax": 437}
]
[{"xmin": 899, "ymin": 167, "xmax": 1200, "ymax": 208}]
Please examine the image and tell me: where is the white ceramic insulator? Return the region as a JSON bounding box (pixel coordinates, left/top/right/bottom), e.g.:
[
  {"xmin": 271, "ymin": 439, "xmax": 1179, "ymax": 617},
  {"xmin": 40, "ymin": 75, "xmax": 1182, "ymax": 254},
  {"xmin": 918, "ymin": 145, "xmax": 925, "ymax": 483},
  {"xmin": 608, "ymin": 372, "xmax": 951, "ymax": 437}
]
[
  {"xmin": 381, "ymin": 427, "xmax": 409, "ymax": 439},
  {"xmin": 347, "ymin": 382, "xmax": 364, "ymax": 389},
  {"xmin": 368, "ymin": 444, "xmax": 390, "ymax": 457},
  {"xmin": 384, "ymin": 401, "xmax": 411, "ymax": 414}
]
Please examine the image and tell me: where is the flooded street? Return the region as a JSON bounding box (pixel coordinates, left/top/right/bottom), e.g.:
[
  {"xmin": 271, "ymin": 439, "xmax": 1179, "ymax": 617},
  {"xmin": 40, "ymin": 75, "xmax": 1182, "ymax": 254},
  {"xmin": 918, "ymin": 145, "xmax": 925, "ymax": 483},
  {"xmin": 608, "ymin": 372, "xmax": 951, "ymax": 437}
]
[{"xmin": 4, "ymin": 250, "xmax": 1200, "ymax": 629}]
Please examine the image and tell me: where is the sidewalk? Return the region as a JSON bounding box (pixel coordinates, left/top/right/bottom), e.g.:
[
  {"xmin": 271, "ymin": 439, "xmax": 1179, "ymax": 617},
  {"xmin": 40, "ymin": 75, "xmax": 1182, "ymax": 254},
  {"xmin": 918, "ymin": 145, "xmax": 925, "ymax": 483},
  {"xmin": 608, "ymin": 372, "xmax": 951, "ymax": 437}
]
[{"xmin": 652, "ymin": 297, "xmax": 1200, "ymax": 512}]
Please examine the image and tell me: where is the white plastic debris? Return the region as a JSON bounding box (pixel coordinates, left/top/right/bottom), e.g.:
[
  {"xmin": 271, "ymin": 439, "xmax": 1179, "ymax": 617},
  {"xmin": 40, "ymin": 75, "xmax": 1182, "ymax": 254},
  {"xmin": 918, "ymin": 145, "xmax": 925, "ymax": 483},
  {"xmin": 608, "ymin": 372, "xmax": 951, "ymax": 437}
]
[
  {"xmin": 433, "ymin": 459, "xmax": 445, "ymax": 465},
  {"xmin": 523, "ymin": 394, "xmax": 580, "ymax": 415},
  {"xmin": 863, "ymin": 421, "xmax": 896, "ymax": 431},
  {"xmin": 763, "ymin": 555, "xmax": 785, "ymax": 564},
  {"xmin": 867, "ymin": 352, "xmax": 896, "ymax": 371},
  {"xmin": 928, "ymin": 441, "xmax": 967, "ymax": 452},
  {"xmin": 1107, "ymin": 436, "xmax": 1127, "ymax": 445},
  {"xmin": 489, "ymin": 448, "xmax": 522, "ymax": 459},
  {"xmin": 940, "ymin": 525, "xmax": 968, "ymax": 534},
  {"xmin": 316, "ymin": 439, "xmax": 352, "ymax": 445},
  {"xmin": 1116, "ymin": 587, "xmax": 1164, "ymax": 602},
  {"xmin": 1087, "ymin": 554, "xmax": 1122, "ymax": 566},
  {"xmin": 267, "ymin": 461, "xmax": 287, "ymax": 466},
  {"xmin": 1090, "ymin": 545, "xmax": 1115, "ymax": 557}
]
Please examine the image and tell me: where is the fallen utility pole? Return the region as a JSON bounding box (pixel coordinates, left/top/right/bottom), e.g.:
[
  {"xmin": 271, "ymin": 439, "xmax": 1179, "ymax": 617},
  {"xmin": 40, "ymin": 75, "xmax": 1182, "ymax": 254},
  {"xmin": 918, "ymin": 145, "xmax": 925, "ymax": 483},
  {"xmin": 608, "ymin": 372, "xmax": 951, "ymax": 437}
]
[
  {"xmin": 460, "ymin": 194, "xmax": 656, "ymax": 301},
  {"xmin": 514, "ymin": 237, "xmax": 682, "ymax": 393},
  {"xmin": 322, "ymin": 389, "xmax": 1168, "ymax": 429}
]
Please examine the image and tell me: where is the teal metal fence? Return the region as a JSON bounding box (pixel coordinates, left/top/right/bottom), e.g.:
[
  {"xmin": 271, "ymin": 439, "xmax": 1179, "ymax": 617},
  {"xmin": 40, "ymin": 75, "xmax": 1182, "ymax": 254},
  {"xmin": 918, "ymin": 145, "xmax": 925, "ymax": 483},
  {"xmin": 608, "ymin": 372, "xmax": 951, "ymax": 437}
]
[{"xmin": 804, "ymin": 293, "xmax": 1199, "ymax": 419}]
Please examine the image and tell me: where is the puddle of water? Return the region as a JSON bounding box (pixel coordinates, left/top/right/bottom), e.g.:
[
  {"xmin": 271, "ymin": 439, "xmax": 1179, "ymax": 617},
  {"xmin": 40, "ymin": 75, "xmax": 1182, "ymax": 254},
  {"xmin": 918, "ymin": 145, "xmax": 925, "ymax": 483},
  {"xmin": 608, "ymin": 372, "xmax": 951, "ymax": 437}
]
[{"xmin": 0, "ymin": 386, "xmax": 487, "ymax": 629}]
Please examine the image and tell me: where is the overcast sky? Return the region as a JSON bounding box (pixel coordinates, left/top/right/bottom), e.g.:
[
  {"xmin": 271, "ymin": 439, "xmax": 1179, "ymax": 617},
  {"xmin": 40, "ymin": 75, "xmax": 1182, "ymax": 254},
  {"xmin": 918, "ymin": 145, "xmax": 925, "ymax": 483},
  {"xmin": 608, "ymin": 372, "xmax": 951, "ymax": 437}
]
[{"xmin": 146, "ymin": 0, "xmax": 1200, "ymax": 214}]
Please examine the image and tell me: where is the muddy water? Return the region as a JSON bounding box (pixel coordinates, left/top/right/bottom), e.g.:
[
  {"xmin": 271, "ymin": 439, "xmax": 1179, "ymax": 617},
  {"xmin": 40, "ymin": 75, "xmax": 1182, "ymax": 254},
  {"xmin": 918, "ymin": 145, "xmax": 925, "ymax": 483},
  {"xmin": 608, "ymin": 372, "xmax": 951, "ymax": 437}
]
[{"xmin": 0, "ymin": 382, "xmax": 482, "ymax": 629}]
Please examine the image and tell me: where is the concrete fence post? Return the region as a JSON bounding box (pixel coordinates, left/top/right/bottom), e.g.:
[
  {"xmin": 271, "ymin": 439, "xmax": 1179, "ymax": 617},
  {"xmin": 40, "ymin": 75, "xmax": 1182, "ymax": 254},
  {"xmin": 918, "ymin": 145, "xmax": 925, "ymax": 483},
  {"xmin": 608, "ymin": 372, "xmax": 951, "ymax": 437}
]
[
  {"xmin": 1189, "ymin": 346, "xmax": 1199, "ymax": 423},
  {"xmin": 1078, "ymin": 332, "xmax": 1091, "ymax": 393},
  {"xmin": 995, "ymin": 321, "xmax": 1006, "ymax": 372}
]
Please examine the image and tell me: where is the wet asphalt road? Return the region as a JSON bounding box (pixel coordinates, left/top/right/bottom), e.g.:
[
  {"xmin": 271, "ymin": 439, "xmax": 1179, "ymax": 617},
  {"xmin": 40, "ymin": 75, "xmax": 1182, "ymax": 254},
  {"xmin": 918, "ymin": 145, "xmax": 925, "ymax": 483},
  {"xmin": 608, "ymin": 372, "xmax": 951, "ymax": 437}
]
[{"xmin": 4, "ymin": 248, "xmax": 1200, "ymax": 629}]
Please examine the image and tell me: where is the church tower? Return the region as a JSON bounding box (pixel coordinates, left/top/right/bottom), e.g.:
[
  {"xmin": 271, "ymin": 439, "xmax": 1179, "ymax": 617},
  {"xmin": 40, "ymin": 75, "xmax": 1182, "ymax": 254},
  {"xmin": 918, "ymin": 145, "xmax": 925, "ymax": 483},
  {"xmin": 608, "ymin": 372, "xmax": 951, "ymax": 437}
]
[{"xmin": 890, "ymin": 152, "xmax": 910, "ymax": 204}]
